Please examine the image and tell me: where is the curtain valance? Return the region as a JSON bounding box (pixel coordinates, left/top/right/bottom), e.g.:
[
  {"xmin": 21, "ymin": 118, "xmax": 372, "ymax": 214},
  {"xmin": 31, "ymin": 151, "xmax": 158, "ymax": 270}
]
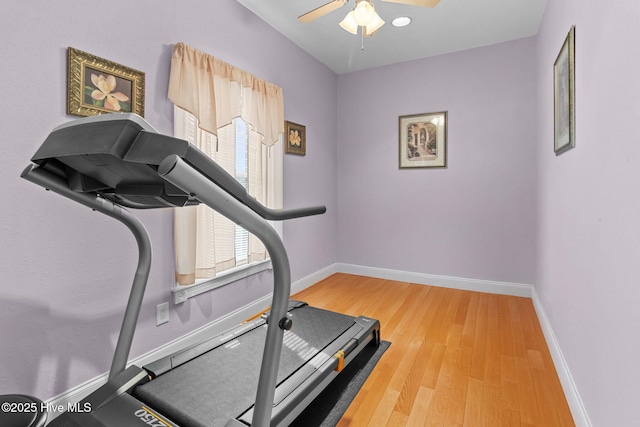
[{"xmin": 168, "ymin": 42, "xmax": 284, "ymax": 146}]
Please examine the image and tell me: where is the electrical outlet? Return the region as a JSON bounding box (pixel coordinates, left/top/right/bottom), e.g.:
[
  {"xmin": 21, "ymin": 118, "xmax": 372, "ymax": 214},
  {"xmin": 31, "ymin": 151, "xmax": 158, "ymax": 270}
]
[{"xmin": 156, "ymin": 302, "xmax": 169, "ymax": 326}]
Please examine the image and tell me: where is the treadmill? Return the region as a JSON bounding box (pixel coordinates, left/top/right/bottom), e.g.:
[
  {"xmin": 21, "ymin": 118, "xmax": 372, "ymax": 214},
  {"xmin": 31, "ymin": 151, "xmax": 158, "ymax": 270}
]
[{"xmin": 21, "ymin": 113, "xmax": 380, "ymax": 427}]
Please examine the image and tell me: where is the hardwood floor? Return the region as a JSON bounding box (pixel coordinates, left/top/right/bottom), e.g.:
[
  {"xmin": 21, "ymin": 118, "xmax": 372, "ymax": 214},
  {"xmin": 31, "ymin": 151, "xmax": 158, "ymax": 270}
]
[{"xmin": 292, "ymin": 273, "xmax": 575, "ymax": 427}]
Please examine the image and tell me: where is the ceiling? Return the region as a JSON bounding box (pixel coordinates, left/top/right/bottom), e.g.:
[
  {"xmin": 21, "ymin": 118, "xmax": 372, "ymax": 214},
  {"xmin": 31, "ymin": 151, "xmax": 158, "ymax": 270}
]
[{"xmin": 236, "ymin": 0, "xmax": 547, "ymax": 74}]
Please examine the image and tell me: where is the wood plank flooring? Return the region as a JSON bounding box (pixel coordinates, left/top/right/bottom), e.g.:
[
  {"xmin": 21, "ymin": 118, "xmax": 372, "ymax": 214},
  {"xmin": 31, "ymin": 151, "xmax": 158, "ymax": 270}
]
[{"xmin": 292, "ymin": 273, "xmax": 575, "ymax": 427}]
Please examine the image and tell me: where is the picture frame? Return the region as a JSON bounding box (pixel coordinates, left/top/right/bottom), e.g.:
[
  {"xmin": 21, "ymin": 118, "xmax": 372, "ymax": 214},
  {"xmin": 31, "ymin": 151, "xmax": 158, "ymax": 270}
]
[
  {"xmin": 67, "ymin": 47, "xmax": 145, "ymax": 117},
  {"xmin": 399, "ymin": 111, "xmax": 447, "ymax": 169},
  {"xmin": 285, "ymin": 120, "xmax": 306, "ymax": 155},
  {"xmin": 553, "ymin": 26, "xmax": 575, "ymax": 155}
]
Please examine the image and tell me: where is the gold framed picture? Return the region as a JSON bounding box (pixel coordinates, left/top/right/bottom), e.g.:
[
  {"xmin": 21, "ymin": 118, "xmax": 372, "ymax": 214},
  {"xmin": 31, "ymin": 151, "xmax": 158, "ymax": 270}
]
[
  {"xmin": 67, "ymin": 47, "xmax": 145, "ymax": 117},
  {"xmin": 553, "ymin": 26, "xmax": 575, "ymax": 155},
  {"xmin": 285, "ymin": 120, "xmax": 306, "ymax": 155},
  {"xmin": 399, "ymin": 111, "xmax": 447, "ymax": 169}
]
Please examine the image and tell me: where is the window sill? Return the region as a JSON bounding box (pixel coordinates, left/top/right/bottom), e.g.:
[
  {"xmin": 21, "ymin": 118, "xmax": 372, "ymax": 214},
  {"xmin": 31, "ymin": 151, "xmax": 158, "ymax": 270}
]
[{"xmin": 171, "ymin": 259, "xmax": 272, "ymax": 304}]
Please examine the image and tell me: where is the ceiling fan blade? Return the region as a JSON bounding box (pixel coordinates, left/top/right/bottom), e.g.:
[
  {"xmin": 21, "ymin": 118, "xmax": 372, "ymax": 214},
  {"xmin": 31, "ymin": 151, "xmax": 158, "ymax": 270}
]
[
  {"xmin": 382, "ymin": 0, "xmax": 441, "ymax": 7},
  {"xmin": 298, "ymin": 0, "xmax": 347, "ymax": 23}
]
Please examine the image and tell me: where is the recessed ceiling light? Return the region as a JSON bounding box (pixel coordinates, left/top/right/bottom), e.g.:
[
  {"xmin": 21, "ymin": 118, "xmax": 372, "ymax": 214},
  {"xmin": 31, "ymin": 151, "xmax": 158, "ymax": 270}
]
[{"xmin": 392, "ymin": 16, "xmax": 412, "ymax": 28}]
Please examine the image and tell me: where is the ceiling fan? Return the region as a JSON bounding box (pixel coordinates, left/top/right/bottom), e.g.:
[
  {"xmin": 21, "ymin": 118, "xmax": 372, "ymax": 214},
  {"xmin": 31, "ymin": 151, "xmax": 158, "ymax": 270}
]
[{"xmin": 299, "ymin": 0, "xmax": 441, "ymax": 36}]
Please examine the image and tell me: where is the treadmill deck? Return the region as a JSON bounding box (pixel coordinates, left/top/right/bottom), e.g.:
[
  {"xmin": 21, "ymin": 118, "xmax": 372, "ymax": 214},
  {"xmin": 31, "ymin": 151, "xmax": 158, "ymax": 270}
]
[{"xmin": 134, "ymin": 304, "xmax": 359, "ymax": 427}]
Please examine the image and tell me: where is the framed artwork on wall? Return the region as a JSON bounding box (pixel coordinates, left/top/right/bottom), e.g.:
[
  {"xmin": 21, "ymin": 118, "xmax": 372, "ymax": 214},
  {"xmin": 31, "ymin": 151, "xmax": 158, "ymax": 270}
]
[
  {"xmin": 553, "ymin": 26, "xmax": 576, "ymax": 155},
  {"xmin": 399, "ymin": 111, "xmax": 447, "ymax": 169},
  {"xmin": 67, "ymin": 47, "xmax": 145, "ymax": 117},
  {"xmin": 285, "ymin": 120, "xmax": 306, "ymax": 155}
]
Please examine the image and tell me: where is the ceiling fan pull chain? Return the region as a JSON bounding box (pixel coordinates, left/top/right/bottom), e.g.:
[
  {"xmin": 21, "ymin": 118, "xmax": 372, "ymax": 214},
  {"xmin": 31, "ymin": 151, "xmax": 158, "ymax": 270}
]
[{"xmin": 361, "ymin": 30, "xmax": 365, "ymax": 50}]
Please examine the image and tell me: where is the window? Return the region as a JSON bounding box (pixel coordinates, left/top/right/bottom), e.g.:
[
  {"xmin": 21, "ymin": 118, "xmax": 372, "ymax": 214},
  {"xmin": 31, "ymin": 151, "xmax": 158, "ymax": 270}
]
[
  {"xmin": 167, "ymin": 43, "xmax": 285, "ymax": 299},
  {"xmin": 234, "ymin": 118, "xmax": 249, "ymax": 267},
  {"xmin": 172, "ymin": 106, "xmax": 283, "ymax": 300}
]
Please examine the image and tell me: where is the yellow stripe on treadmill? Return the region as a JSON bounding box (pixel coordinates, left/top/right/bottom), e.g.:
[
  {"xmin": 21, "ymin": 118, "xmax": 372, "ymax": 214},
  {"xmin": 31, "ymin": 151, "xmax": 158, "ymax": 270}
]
[{"xmin": 142, "ymin": 406, "xmax": 172, "ymax": 427}]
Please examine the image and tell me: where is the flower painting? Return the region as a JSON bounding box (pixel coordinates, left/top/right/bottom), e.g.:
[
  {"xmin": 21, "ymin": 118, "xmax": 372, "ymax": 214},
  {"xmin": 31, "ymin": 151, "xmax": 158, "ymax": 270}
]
[
  {"xmin": 288, "ymin": 129, "xmax": 302, "ymax": 148},
  {"xmin": 84, "ymin": 68, "xmax": 132, "ymax": 112},
  {"xmin": 285, "ymin": 121, "xmax": 306, "ymax": 155},
  {"xmin": 67, "ymin": 47, "xmax": 145, "ymax": 117}
]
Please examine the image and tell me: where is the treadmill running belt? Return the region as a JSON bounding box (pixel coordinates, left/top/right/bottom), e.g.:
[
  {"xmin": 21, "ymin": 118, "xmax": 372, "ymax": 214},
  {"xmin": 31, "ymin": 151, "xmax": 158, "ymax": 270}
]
[{"xmin": 134, "ymin": 305, "xmax": 356, "ymax": 427}]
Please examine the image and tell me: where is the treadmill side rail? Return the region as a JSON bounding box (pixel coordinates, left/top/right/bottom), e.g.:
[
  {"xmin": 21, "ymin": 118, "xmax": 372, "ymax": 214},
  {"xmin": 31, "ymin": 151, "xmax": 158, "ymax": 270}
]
[
  {"xmin": 49, "ymin": 393, "xmax": 179, "ymax": 427},
  {"xmin": 46, "ymin": 366, "xmax": 179, "ymax": 427}
]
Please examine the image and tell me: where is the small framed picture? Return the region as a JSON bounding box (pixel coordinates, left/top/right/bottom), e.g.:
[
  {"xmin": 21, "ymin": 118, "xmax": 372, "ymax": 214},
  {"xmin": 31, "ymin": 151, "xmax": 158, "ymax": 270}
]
[
  {"xmin": 285, "ymin": 120, "xmax": 306, "ymax": 155},
  {"xmin": 399, "ymin": 111, "xmax": 447, "ymax": 169},
  {"xmin": 553, "ymin": 26, "xmax": 575, "ymax": 155},
  {"xmin": 67, "ymin": 47, "xmax": 145, "ymax": 117}
]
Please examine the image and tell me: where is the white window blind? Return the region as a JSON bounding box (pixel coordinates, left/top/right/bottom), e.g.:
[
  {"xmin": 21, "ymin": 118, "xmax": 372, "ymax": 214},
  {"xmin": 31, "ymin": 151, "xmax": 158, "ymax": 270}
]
[{"xmin": 172, "ymin": 106, "xmax": 283, "ymax": 292}]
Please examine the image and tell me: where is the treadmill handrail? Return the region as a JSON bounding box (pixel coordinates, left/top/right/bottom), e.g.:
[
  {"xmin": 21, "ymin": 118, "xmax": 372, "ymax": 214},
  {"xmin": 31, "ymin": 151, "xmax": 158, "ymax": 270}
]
[
  {"xmin": 159, "ymin": 154, "xmax": 290, "ymax": 427},
  {"xmin": 251, "ymin": 203, "xmax": 326, "ymax": 221},
  {"xmin": 20, "ymin": 164, "xmax": 152, "ymax": 380},
  {"xmin": 175, "ymin": 145, "xmax": 326, "ymax": 220}
]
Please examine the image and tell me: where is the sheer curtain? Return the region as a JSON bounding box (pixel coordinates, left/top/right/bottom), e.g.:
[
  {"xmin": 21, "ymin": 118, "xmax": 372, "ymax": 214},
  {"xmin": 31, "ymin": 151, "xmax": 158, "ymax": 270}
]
[{"xmin": 168, "ymin": 43, "xmax": 284, "ymax": 285}]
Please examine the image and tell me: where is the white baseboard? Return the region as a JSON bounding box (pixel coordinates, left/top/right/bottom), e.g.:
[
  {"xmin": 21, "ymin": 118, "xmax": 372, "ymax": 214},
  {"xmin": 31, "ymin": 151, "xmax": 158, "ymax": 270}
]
[
  {"xmin": 291, "ymin": 263, "xmax": 339, "ymax": 295},
  {"xmin": 531, "ymin": 288, "xmax": 592, "ymax": 427},
  {"xmin": 47, "ymin": 263, "xmax": 590, "ymax": 427},
  {"xmin": 336, "ymin": 263, "xmax": 533, "ymax": 297}
]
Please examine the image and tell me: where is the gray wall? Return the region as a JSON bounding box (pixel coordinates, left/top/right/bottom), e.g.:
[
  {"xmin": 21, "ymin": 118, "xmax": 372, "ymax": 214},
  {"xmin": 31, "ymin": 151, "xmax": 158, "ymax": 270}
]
[
  {"xmin": 535, "ymin": 0, "xmax": 640, "ymax": 425},
  {"xmin": 337, "ymin": 37, "xmax": 538, "ymax": 285}
]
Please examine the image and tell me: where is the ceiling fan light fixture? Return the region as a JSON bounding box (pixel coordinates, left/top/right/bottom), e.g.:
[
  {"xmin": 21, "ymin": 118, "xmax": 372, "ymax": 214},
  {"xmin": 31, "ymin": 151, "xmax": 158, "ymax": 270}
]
[
  {"xmin": 339, "ymin": 0, "xmax": 386, "ymax": 38},
  {"xmin": 364, "ymin": 13, "xmax": 385, "ymax": 36},
  {"xmin": 353, "ymin": 0, "xmax": 376, "ymax": 26},
  {"xmin": 339, "ymin": 11, "xmax": 359, "ymax": 34}
]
